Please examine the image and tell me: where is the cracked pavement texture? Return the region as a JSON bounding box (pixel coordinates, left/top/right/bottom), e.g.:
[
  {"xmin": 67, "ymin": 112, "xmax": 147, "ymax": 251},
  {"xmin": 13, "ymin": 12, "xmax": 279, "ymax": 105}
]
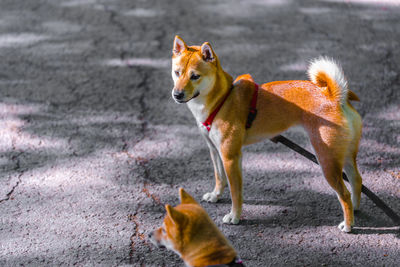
[{"xmin": 0, "ymin": 0, "xmax": 399, "ymax": 266}]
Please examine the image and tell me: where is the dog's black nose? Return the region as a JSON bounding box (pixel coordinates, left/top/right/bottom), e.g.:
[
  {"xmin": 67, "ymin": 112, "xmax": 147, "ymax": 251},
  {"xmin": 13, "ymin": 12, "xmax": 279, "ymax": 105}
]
[
  {"xmin": 148, "ymin": 232, "xmax": 153, "ymax": 239},
  {"xmin": 173, "ymin": 92, "xmax": 184, "ymax": 100}
]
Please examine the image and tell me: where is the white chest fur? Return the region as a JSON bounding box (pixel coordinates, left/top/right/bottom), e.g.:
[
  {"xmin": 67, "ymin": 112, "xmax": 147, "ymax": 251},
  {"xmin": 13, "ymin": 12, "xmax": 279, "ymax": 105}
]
[
  {"xmin": 187, "ymin": 100, "xmax": 222, "ymax": 148},
  {"xmin": 187, "ymin": 97, "xmax": 209, "ymax": 123}
]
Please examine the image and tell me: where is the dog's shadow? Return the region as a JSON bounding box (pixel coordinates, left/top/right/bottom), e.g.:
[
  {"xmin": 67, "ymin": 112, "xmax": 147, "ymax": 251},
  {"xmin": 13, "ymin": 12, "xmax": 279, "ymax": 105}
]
[
  {"xmin": 224, "ymin": 196, "xmax": 400, "ymax": 238},
  {"xmin": 351, "ymin": 227, "xmax": 400, "ymax": 236},
  {"xmin": 350, "ymin": 210, "xmax": 400, "ymax": 236}
]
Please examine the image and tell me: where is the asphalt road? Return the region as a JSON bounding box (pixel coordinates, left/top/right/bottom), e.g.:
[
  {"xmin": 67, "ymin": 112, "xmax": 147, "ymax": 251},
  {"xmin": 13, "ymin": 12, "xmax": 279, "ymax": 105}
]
[{"xmin": 0, "ymin": 0, "xmax": 399, "ymax": 266}]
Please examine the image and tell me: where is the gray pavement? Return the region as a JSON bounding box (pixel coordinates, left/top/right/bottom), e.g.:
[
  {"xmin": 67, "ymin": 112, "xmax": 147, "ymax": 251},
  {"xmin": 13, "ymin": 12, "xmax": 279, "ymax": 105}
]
[{"xmin": 0, "ymin": 0, "xmax": 399, "ymax": 266}]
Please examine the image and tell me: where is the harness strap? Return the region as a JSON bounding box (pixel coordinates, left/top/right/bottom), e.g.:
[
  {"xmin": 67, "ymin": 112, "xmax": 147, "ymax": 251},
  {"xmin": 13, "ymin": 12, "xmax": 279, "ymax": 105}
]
[
  {"xmin": 202, "ymin": 82, "xmax": 259, "ymax": 132},
  {"xmin": 245, "ymin": 83, "xmax": 259, "ymax": 129},
  {"xmin": 202, "ymin": 85, "xmax": 233, "ymax": 132}
]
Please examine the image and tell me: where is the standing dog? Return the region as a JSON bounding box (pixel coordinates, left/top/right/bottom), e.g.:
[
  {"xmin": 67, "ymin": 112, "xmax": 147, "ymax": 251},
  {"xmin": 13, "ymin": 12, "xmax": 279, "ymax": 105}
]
[{"xmin": 171, "ymin": 36, "xmax": 362, "ymax": 232}]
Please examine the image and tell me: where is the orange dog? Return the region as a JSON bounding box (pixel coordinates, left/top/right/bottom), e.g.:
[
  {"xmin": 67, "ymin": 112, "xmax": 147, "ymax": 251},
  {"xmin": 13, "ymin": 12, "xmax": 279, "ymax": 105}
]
[
  {"xmin": 171, "ymin": 36, "xmax": 362, "ymax": 232},
  {"xmin": 149, "ymin": 188, "xmax": 244, "ymax": 266}
]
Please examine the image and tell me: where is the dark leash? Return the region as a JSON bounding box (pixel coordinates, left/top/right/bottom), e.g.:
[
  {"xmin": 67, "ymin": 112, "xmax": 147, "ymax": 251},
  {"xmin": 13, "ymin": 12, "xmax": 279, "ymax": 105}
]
[{"xmin": 270, "ymin": 135, "xmax": 400, "ymax": 225}]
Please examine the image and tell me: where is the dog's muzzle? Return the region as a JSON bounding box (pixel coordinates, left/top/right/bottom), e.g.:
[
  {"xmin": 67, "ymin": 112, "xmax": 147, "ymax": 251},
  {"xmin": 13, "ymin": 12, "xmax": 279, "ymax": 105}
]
[
  {"xmin": 172, "ymin": 90, "xmax": 200, "ymax": 103},
  {"xmin": 173, "ymin": 91, "xmax": 185, "ymax": 101},
  {"xmin": 148, "ymin": 232, "xmax": 166, "ymax": 249}
]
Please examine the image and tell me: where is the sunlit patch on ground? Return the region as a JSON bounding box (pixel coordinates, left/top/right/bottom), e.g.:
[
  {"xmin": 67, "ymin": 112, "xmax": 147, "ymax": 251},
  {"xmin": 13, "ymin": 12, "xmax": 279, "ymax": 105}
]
[
  {"xmin": 299, "ymin": 7, "xmax": 332, "ymax": 15},
  {"xmin": 0, "ymin": 102, "xmax": 69, "ymax": 162},
  {"xmin": 375, "ymin": 105, "xmax": 400, "ymax": 121},
  {"xmin": 280, "ymin": 61, "xmax": 308, "ymax": 72},
  {"xmin": 31, "ymin": 41, "xmax": 92, "ymax": 55},
  {"xmin": 128, "ymin": 124, "xmax": 202, "ymax": 161},
  {"xmin": 42, "ymin": 21, "xmax": 83, "ymax": 34},
  {"xmin": 209, "ymin": 25, "xmax": 250, "ymax": 36},
  {"xmin": 0, "ymin": 80, "xmax": 29, "ymax": 85},
  {"xmin": 244, "ymin": 152, "xmax": 319, "ymax": 173},
  {"xmin": 360, "ymin": 139, "xmax": 399, "ymax": 154},
  {"xmin": 67, "ymin": 113, "xmax": 141, "ymax": 126},
  {"xmin": 217, "ymin": 43, "xmax": 271, "ymax": 56},
  {"xmin": 0, "ymin": 33, "xmax": 49, "ymax": 48},
  {"xmin": 102, "ymin": 58, "xmax": 170, "ymax": 68},
  {"xmin": 122, "ymin": 8, "xmax": 164, "ymax": 17},
  {"xmin": 60, "ymin": 0, "xmax": 98, "ymax": 8},
  {"xmin": 201, "ymin": 0, "xmax": 292, "ymax": 17},
  {"xmin": 22, "ymin": 148, "xmax": 116, "ymax": 188}
]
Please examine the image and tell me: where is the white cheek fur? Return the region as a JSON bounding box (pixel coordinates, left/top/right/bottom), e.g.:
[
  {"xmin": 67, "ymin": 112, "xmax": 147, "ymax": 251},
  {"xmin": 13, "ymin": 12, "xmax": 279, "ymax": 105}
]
[
  {"xmin": 161, "ymin": 237, "xmax": 181, "ymax": 257},
  {"xmin": 197, "ymin": 75, "xmax": 215, "ymax": 94},
  {"xmin": 171, "ymin": 70, "xmax": 178, "ymax": 84}
]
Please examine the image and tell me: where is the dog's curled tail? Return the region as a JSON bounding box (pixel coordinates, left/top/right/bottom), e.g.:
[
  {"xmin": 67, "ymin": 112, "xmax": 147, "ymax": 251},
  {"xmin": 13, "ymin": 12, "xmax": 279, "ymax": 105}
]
[{"xmin": 307, "ymin": 57, "xmax": 351, "ymax": 105}]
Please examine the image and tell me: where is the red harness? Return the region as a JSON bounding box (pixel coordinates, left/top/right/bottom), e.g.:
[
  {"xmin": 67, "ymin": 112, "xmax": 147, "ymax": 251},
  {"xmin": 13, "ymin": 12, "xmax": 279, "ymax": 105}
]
[{"xmin": 202, "ymin": 83, "xmax": 259, "ymax": 132}]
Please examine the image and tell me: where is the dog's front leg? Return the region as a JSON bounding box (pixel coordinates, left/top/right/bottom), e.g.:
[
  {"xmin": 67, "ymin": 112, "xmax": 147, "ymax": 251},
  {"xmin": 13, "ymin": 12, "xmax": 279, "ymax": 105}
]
[
  {"xmin": 220, "ymin": 152, "xmax": 243, "ymax": 224},
  {"xmin": 203, "ymin": 139, "xmax": 227, "ymax": 203}
]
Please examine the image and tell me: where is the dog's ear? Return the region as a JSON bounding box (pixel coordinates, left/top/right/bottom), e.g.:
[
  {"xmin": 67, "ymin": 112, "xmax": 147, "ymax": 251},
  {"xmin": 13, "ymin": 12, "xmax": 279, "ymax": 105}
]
[
  {"xmin": 179, "ymin": 188, "xmax": 198, "ymax": 205},
  {"xmin": 173, "ymin": 35, "xmax": 187, "ymax": 56},
  {"xmin": 165, "ymin": 204, "xmax": 187, "ymax": 226},
  {"xmin": 201, "ymin": 42, "xmax": 215, "ymax": 62}
]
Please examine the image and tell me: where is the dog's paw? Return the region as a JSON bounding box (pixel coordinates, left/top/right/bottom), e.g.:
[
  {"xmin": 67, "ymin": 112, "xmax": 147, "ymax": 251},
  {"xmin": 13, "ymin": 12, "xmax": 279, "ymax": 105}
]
[
  {"xmin": 353, "ymin": 204, "xmax": 360, "ymax": 212},
  {"xmin": 222, "ymin": 213, "xmax": 240, "ymax": 224},
  {"xmin": 338, "ymin": 221, "xmax": 352, "ymax": 233},
  {"xmin": 202, "ymin": 192, "xmax": 219, "ymax": 203}
]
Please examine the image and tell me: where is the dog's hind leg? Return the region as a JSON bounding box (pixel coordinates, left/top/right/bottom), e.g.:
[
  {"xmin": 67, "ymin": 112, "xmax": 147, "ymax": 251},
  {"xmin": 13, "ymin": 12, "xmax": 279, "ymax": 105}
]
[
  {"xmin": 343, "ymin": 104, "xmax": 363, "ymax": 211},
  {"xmin": 202, "ymin": 139, "xmax": 227, "ymax": 203},
  {"xmin": 318, "ymin": 153, "xmax": 354, "ymax": 232},
  {"xmin": 324, "ymin": 162, "xmax": 354, "ymax": 232},
  {"xmin": 344, "ymin": 156, "xmax": 362, "ymax": 211},
  {"xmin": 309, "ymin": 126, "xmax": 354, "ymax": 232}
]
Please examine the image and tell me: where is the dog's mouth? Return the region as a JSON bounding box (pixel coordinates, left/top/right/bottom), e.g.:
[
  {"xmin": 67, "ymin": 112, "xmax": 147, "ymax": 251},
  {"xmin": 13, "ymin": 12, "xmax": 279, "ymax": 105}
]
[
  {"xmin": 152, "ymin": 242, "xmax": 166, "ymax": 249},
  {"xmin": 176, "ymin": 91, "xmax": 200, "ymax": 103},
  {"xmin": 149, "ymin": 236, "xmax": 166, "ymax": 249}
]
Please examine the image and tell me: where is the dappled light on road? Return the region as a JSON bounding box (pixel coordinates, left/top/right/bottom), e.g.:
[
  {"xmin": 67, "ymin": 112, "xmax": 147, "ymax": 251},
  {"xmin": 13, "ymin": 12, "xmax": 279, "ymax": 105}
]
[
  {"xmin": 122, "ymin": 8, "xmax": 164, "ymax": 18},
  {"xmin": 0, "ymin": 33, "xmax": 49, "ymax": 48},
  {"xmin": 0, "ymin": 0, "xmax": 399, "ymax": 266},
  {"xmin": 102, "ymin": 58, "xmax": 170, "ymax": 68}
]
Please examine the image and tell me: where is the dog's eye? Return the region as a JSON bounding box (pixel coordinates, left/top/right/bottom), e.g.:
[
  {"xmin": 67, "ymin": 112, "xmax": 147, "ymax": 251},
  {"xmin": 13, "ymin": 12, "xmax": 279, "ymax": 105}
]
[
  {"xmin": 161, "ymin": 228, "xmax": 166, "ymax": 234},
  {"xmin": 174, "ymin": 71, "xmax": 180, "ymax": 77},
  {"xmin": 190, "ymin": 73, "xmax": 200, "ymax": 80}
]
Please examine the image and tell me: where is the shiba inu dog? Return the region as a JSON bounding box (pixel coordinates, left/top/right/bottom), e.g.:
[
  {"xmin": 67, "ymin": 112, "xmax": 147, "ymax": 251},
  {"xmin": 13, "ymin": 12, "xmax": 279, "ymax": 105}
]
[
  {"xmin": 149, "ymin": 188, "xmax": 244, "ymax": 267},
  {"xmin": 171, "ymin": 36, "xmax": 362, "ymax": 233}
]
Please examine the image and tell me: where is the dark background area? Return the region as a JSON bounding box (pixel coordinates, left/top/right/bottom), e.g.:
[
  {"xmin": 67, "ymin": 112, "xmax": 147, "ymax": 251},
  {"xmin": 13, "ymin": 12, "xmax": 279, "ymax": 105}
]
[{"xmin": 0, "ymin": 0, "xmax": 399, "ymax": 266}]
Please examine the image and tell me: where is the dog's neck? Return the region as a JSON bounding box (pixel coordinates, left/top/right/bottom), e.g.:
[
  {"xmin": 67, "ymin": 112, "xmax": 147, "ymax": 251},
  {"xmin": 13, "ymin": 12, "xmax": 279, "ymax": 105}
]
[
  {"xmin": 182, "ymin": 237, "xmax": 237, "ymax": 267},
  {"xmin": 187, "ymin": 68, "xmax": 233, "ymax": 125}
]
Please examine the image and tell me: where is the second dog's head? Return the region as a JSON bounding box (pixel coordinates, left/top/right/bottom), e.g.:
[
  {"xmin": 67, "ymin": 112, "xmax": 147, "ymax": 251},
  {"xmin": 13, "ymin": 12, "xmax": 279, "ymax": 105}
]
[
  {"xmin": 149, "ymin": 188, "xmax": 237, "ymax": 266},
  {"xmin": 171, "ymin": 36, "xmax": 221, "ymax": 103}
]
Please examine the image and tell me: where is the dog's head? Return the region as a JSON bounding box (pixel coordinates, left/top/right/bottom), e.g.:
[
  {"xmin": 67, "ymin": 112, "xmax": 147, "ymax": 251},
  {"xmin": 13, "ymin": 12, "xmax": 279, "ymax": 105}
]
[
  {"xmin": 148, "ymin": 188, "xmax": 202, "ymax": 253},
  {"xmin": 171, "ymin": 36, "xmax": 219, "ymax": 103},
  {"xmin": 149, "ymin": 188, "xmax": 237, "ymax": 266}
]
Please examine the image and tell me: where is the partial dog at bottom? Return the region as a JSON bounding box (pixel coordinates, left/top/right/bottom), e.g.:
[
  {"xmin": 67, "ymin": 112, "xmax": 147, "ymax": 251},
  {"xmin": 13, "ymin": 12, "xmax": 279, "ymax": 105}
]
[{"xmin": 149, "ymin": 188, "xmax": 244, "ymax": 267}]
